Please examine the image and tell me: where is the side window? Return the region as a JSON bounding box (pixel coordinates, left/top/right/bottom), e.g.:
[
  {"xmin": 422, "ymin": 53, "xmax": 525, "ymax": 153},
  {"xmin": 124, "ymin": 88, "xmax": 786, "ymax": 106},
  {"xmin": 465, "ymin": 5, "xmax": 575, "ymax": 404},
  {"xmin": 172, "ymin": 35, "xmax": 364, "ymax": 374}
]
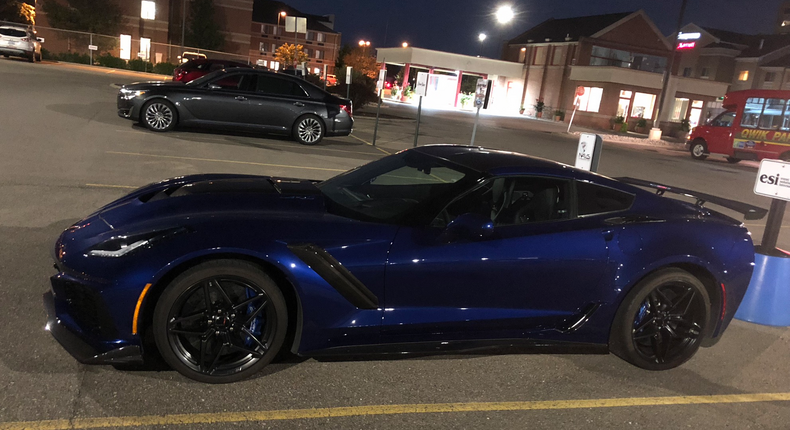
[
  {"xmin": 208, "ymin": 62, "xmax": 225, "ymax": 72},
  {"xmin": 741, "ymin": 97, "xmax": 764, "ymax": 128},
  {"xmin": 212, "ymin": 74, "xmax": 244, "ymax": 90},
  {"xmin": 576, "ymin": 181, "xmax": 634, "ymax": 216},
  {"xmin": 256, "ymin": 76, "xmax": 308, "ymax": 97},
  {"xmin": 759, "ymin": 98, "xmax": 786, "ymax": 130},
  {"xmin": 711, "ymin": 111, "xmax": 735, "ymax": 127},
  {"xmin": 440, "ymin": 177, "xmax": 571, "ymax": 227}
]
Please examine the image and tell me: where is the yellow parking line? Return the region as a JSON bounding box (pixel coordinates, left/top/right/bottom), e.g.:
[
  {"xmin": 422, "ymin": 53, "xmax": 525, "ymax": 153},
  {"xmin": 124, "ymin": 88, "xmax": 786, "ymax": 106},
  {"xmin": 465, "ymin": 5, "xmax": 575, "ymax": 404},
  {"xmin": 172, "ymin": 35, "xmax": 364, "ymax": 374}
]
[
  {"xmin": 106, "ymin": 151, "xmax": 347, "ymax": 172},
  {"xmin": 2, "ymin": 392, "xmax": 790, "ymax": 429},
  {"xmin": 350, "ymin": 134, "xmax": 392, "ymax": 155},
  {"xmin": 85, "ymin": 183, "xmax": 138, "ymax": 189}
]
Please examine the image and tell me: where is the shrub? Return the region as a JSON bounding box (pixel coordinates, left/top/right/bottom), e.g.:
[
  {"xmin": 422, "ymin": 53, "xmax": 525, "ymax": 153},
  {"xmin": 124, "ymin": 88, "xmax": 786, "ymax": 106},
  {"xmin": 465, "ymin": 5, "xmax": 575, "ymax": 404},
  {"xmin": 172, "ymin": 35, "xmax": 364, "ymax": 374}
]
[
  {"xmin": 96, "ymin": 53, "xmax": 127, "ymax": 69},
  {"xmin": 152, "ymin": 62, "xmax": 178, "ymax": 76},
  {"xmin": 54, "ymin": 52, "xmax": 91, "ymax": 64},
  {"xmin": 328, "ymin": 75, "xmax": 378, "ymax": 109},
  {"xmin": 127, "ymin": 58, "xmax": 153, "ymax": 72},
  {"xmin": 554, "ymin": 109, "xmax": 565, "ymax": 120},
  {"xmin": 534, "ymin": 99, "xmax": 545, "ymax": 113},
  {"xmin": 680, "ymin": 119, "xmax": 691, "ymax": 132},
  {"xmin": 41, "ymin": 48, "xmax": 54, "ymax": 60},
  {"xmin": 636, "ymin": 118, "xmax": 647, "ymax": 128},
  {"xmin": 613, "ymin": 115, "xmax": 625, "ymax": 124}
]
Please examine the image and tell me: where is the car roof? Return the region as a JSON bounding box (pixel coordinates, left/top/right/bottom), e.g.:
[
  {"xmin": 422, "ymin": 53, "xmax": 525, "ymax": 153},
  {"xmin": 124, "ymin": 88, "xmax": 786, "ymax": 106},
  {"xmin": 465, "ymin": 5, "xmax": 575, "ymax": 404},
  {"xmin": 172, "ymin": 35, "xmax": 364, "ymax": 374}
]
[{"xmin": 414, "ymin": 145, "xmax": 571, "ymax": 174}]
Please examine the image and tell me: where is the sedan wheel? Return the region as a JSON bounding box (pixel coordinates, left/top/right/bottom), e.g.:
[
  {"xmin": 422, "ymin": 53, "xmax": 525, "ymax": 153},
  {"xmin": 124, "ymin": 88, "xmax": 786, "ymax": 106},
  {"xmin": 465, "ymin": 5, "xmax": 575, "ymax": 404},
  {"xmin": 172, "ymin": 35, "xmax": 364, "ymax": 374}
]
[
  {"xmin": 690, "ymin": 140, "xmax": 708, "ymax": 160},
  {"xmin": 610, "ymin": 269, "xmax": 710, "ymax": 370},
  {"xmin": 153, "ymin": 260, "xmax": 287, "ymax": 383},
  {"xmin": 143, "ymin": 100, "xmax": 177, "ymax": 132},
  {"xmin": 294, "ymin": 115, "xmax": 325, "ymax": 145}
]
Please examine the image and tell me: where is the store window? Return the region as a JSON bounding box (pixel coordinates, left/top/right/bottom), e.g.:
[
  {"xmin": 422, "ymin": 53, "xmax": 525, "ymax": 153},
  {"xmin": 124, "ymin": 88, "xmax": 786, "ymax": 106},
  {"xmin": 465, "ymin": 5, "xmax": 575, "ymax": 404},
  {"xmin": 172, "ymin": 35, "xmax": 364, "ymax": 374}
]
[
  {"xmin": 139, "ymin": 37, "xmax": 151, "ymax": 61},
  {"xmin": 631, "ymin": 92, "xmax": 656, "ymax": 119},
  {"xmin": 671, "ymin": 98, "xmax": 690, "ymax": 121},
  {"xmin": 140, "ymin": 1, "xmax": 155, "ymax": 20},
  {"xmin": 689, "ymin": 100, "xmax": 704, "ymax": 128},
  {"xmin": 120, "ymin": 34, "xmax": 131, "ymax": 60},
  {"xmin": 576, "ymin": 87, "xmax": 603, "ymax": 112},
  {"xmin": 738, "ymin": 70, "xmax": 750, "ymax": 81}
]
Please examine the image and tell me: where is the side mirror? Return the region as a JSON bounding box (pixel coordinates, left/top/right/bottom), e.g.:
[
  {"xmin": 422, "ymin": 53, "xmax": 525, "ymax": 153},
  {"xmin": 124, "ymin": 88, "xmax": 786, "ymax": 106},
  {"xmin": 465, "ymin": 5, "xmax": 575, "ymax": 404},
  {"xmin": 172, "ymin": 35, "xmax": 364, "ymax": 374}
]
[
  {"xmin": 207, "ymin": 83, "xmax": 221, "ymax": 90},
  {"xmin": 440, "ymin": 213, "xmax": 494, "ymax": 243}
]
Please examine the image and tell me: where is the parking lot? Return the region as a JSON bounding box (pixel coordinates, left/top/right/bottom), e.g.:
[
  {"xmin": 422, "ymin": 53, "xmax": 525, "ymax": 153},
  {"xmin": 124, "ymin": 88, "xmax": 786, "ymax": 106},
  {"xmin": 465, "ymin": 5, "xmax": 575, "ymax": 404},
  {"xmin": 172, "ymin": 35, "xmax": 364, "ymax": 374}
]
[{"xmin": 1, "ymin": 58, "xmax": 790, "ymax": 429}]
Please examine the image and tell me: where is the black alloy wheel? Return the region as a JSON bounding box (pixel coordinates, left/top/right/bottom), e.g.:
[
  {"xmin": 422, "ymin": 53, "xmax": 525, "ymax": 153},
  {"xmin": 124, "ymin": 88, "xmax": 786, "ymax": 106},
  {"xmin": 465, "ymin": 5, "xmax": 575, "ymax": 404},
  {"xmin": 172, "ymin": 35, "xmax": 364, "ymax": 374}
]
[
  {"xmin": 610, "ymin": 268, "xmax": 710, "ymax": 370},
  {"xmin": 293, "ymin": 114, "xmax": 325, "ymax": 145},
  {"xmin": 690, "ymin": 140, "xmax": 708, "ymax": 160},
  {"xmin": 142, "ymin": 100, "xmax": 177, "ymax": 132},
  {"xmin": 153, "ymin": 260, "xmax": 287, "ymax": 383}
]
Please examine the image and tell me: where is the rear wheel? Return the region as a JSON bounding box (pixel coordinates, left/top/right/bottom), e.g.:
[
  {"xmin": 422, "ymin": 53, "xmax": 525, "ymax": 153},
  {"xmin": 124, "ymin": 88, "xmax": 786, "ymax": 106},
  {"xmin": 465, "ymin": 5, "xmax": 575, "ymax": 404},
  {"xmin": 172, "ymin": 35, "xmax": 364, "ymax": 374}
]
[
  {"xmin": 153, "ymin": 260, "xmax": 288, "ymax": 383},
  {"xmin": 293, "ymin": 114, "xmax": 325, "ymax": 145},
  {"xmin": 781, "ymin": 152, "xmax": 790, "ymax": 162},
  {"xmin": 142, "ymin": 99, "xmax": 178, "ymax": 132},
  {"xmin": 690, "ymin": 139, "xmax": 708, "ymax": 160},
  {"xmin": 35, "ymin": 53, "xmax": 41, "ymax": 62},
  {"xmin": 726, "ymin": 157, "xmax": 741, "ymax": 164},
  {"xmin": 610, "ymin": 268, "xmax": 710, "ymax": 371},
  {"xmin": 27, "ymin": 52, "xmax": 34, "ymax": 63}
]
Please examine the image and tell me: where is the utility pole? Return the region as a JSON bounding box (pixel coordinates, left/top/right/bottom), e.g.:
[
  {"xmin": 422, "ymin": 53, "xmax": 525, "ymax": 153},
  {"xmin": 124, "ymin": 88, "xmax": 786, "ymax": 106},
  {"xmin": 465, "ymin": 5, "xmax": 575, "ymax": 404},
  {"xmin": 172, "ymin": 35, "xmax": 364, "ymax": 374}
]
[
  {"xmin": 180, "ymin": 0, "xmax": 187, "ymax": 59},
  {"xmin": 651, "ymin": 0, "xmax": 688, "ymax": 140}
]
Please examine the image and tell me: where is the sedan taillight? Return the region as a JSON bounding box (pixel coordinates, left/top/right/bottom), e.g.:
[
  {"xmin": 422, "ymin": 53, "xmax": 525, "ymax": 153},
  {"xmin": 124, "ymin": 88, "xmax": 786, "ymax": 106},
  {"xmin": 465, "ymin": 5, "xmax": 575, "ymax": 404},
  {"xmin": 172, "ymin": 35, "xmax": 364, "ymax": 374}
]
[{"xmin": 340, "ymin": 104, "xmax": 352, "ymax": 117}]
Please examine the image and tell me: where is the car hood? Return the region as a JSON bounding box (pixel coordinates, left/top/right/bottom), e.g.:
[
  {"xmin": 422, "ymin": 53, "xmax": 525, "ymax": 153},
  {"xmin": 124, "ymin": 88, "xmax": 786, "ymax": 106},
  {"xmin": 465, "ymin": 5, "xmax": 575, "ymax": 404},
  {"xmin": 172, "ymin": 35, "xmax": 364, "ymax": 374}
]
[
  {"xmin": 121, "ymin": 81, "xmax": 185, "ymax": 91},
  {"xmin": 92, "ymin": 174, "xmax": 326, "ymax": 230}
]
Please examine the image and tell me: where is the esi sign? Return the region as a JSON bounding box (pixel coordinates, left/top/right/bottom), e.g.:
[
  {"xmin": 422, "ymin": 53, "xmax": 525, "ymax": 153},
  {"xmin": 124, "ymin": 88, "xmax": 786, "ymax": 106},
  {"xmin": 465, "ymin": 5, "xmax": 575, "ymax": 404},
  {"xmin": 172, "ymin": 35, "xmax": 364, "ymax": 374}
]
[
  {"xmin": 754, "ymin": 159, "xmax": 790, "ymax": 202},
  {"xmin": 575, "ymin": 133, "xmax": 603, "ymax": 172}
]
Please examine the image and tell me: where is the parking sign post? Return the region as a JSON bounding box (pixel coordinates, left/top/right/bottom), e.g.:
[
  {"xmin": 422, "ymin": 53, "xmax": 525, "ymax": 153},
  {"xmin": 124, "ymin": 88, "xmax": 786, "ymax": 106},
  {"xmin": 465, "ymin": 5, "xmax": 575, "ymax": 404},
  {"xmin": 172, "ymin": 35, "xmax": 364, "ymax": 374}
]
[
  {"xmin": 372, "ymin": 69, "xmax": 386, "ymax": 146},
  {"xmin": 735, "ymin": 159, "xmax": 790, "ymax": 326},
  {"xmin": 413, "ymin": 72, "xmax": 429, "ymax": 147}
]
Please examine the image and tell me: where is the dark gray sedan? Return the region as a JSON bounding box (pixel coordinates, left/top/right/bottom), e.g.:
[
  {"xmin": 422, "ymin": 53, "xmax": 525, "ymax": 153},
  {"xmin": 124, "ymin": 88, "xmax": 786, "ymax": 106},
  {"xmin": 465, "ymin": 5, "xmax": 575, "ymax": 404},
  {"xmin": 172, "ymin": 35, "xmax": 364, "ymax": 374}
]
[{"xmin": 117, "ymin": 68, "xmax": 353, "ymax": 145}]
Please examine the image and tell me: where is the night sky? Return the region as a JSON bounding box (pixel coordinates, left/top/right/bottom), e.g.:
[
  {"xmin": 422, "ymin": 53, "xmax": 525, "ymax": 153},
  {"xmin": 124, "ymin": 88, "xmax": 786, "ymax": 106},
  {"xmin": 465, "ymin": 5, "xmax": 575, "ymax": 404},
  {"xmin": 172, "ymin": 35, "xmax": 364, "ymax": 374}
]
[{"xmin": 283, "ymin": 0, "xmax": 786, "ymax": 57}]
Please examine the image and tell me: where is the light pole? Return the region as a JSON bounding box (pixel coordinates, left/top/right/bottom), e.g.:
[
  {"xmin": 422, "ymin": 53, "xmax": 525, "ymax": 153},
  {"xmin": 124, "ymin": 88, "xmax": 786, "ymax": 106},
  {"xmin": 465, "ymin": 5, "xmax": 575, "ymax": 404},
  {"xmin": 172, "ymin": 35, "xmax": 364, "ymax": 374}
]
[
  {"xmin": 278, "ymin": 11, "xmax": 286, "ymax": 33},
  {"xmin": 494, "ymin": 4, "xmax": 514, "ymax": 59},
  {"xmin": 478, "ymin": 33, "xmax": 486, "ymax": 57},
  {"xmin": 651, "ymin": 0, "xmax": 689, "ymax": 140}
]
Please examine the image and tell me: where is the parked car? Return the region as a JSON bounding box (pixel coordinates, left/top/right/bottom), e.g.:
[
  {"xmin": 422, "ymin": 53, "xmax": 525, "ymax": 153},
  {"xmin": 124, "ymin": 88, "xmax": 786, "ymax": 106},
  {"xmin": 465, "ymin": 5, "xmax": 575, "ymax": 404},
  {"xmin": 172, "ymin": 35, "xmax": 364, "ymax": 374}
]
[
  {"xmin": 0, "ymin": 23, "xmax": 42, "ymax": 63},
  {"xmin": 325, "ymin": 74, "xmax": 338, "ymax": 86},
  {"xmin": 172, "ymin": 58, "xmax": 252, "ymax": 82},
  {"xmin": 178, "ymin": 51, "xmax": 206, "ymax": 64},
  {"xmin": 44, "ymin": 145, "xmax": 765, "ymax": 383},
  {"xmin": 118, "ymin": 68, "xmax": 353, "ymax": 144}
]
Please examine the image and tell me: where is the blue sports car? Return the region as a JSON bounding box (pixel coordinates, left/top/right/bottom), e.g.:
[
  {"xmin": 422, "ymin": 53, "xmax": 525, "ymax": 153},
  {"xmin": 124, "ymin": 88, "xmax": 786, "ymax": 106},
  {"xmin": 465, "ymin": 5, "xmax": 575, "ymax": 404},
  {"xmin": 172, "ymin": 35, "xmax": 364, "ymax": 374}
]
[{"xmin": 44, "ymin": 146, "xmax": 766, "ymax": 383}]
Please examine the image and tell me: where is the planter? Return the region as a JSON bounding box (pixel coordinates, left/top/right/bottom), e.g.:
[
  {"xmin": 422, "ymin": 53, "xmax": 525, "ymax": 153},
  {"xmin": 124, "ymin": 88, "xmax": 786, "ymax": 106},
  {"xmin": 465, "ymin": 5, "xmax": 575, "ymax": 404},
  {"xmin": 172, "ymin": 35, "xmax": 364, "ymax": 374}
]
[
  {"xmin": 536, "ymin": 112, "xmax": 543, "ymax": 119},
  {"xmin": 519, "ymin": 108, "xmax": 525, "ymax": 115},
  {"xmin": 554, "ymin": 115, "xmax": 562, "ymax": 122},
  {"xmin": 635, "ymin": 126, "xmax": 645, "ymax": 134}
]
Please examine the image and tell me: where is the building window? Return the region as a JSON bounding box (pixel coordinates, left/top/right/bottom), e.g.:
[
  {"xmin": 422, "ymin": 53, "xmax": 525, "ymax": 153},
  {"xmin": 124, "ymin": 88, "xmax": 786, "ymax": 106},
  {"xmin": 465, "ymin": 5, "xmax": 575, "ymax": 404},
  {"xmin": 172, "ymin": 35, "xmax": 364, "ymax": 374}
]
[
  {"xmin": 590, "ymin": 45, "xmax": 666, "ymax": 74},
  {"xmin": 682, "ymin": 67, "xmax": 692, "ymax": 77},
  {"xmin": 272, "ymin": 43, "xmax": 276, "ymax": 53},
  {"xmin": 271, "ymin": 61, "xmax": 280, "ymax": 71},
  {"xmin": 577, "ymin": 87, "xmax": 603, "ymax": 113},
  {"xmin": 738, "ymin": 70, "xmax": 750, "ymax": 81},
  {"xmin": 316, "ymin": 32, "xmax": 325, "ymax": 42},
  {"xmin": 120, "ymin": 34, "xmax": 131, "ymax": 60},
  {"xmin": 617, "ymin": 91, "xmax": 631, "ymax": 118},
  {"xmin": 671, "ymin": 98, "xmax": 690, "ymax": 121},
  {"xmin": 141, "ymin": 1, "xmax": 156, "ymax": 20},
  {"xmin": 533, "ymin": 46, "xmax": 547, "ymax": 65},
  {"xmin": 700, "ymin": 68, "xmax": 710, "ymax": 79},
  {"xmin": 765, "ymin": 72, "xmax": 776, "ymax": 82},
  {"xmin": 314, "ymin": 67, "xmax": 321, "ymax": 74},
  {"xmin": 259, "ymin": 42, "xmax": 266, "ymax": 52},
  {"xmin": 139, "ymin": 37, "xmax": 151, "ymax": 61},
  {"xmin": 551, "ymin": 46, "xmax": 564, "ymax": 65},
  {"xmin": 315, "ymin": 49, "xmax": 323, "ymax": 59},
  {"xmin": 518, "ymin": 48, "xmax": 526, "ymax": 63},
  {"xmin": 631, "ymin": 92, "xmax": 656, "ymax": 119}
]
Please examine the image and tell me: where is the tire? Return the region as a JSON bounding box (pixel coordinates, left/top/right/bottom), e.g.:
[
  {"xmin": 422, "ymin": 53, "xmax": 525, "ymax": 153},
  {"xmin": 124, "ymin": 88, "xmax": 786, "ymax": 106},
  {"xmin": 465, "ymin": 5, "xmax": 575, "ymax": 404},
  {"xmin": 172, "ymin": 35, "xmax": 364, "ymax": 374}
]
[
  {"xmin": 609, "ymin": 268, "xmax": 711, "ymax": 371},
  {"xmin": 142, "ymin": 99, "xmax": 178, "ymax": 132},
  {"xmin": 27, "ymin": 53, "xmax": 35, "ymax": 63},
  {"xmin": 35, "ymin": 53, "xmax": 42, "ymax": 62},
  {"xmin": 689, "ymin": 139, "xmax": 708, "ymax": 160},
  {"xmin": 293, "ymin": 114, "xmax": 325, "ymax": 145},
  {"xmin": 726, "ymin": 157, "xmax": 741, "ymax": 164},
  {"xmin": 153, "ymin": 259, "xmax": 288, "ymax": 383},
  {"xmin": 781, "ymin": 152, "xmax": 790, "ymax": 162}
]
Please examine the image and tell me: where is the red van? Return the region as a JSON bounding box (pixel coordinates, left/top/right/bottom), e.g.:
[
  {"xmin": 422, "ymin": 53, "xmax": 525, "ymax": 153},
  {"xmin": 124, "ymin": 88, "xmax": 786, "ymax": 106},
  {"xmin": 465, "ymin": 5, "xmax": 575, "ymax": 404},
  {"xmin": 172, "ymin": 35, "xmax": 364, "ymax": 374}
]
[{"xmin": 688, "ymin": 90, "xmax": 790, "ymax": 163}]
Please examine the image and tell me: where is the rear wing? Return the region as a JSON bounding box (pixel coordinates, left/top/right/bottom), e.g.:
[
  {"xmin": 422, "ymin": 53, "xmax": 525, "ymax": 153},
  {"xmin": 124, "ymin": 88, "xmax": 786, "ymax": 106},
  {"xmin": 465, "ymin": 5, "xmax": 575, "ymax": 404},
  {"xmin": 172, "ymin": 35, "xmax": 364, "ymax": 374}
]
[{"xmin": 615, "ymin": 177, "xmax": 767, "ymax": 221}]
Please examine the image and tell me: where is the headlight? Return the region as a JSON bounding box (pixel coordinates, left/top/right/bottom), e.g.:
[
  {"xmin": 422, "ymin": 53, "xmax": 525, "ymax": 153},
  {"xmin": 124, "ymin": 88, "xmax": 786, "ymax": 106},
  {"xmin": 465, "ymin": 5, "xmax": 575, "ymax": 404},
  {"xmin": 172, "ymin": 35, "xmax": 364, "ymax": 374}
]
[
  {"xmin": 119, "ymin": 88, "xmax": 147, "ymax": 100},
  {"xmin": 87, "ymin": 227, "xmax": 189, "ymax": 258}
]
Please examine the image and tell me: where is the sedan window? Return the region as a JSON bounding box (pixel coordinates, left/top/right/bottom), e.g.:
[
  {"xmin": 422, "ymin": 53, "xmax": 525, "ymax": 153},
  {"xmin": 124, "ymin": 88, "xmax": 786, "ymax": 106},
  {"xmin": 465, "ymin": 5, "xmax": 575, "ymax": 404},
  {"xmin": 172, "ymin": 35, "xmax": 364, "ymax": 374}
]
[
  {"xmin": 576, "ymin": 181, "xmax": 634, "ymax": 216},
  {"xmin": 256, "ymin": 76, "xmax": 308, "ymax": 97}
]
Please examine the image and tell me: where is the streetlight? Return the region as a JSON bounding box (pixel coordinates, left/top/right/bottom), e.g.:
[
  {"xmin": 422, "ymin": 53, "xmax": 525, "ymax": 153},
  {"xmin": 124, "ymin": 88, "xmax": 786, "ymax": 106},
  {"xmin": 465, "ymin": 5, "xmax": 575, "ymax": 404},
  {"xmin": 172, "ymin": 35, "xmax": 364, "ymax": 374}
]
[
  {"xmin": 478, "ymin": 33, "xmax": 487, "ymax": 56},
  {"xmin": 495, "ymin": 4, "xmax": 514, "ymax": 24},
  {"xmin": 402, "ymin": 42, "xmax": 409, "ymax": 48},
  {"xmin": 358, "ymin": 40, "xmax": 370, "ymax": 47}
]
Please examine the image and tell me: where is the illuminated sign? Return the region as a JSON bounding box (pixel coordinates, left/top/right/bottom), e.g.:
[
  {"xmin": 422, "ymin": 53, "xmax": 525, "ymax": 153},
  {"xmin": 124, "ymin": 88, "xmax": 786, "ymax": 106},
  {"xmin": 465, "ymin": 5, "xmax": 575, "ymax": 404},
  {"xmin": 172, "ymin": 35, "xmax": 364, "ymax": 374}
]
[
  {"xmin": 678, "ymin": 32, "xmax": 701, "ymax": 41},
  {"xmin": 677, "ymin": 42, "xmax": 696, "ymax": 50}
]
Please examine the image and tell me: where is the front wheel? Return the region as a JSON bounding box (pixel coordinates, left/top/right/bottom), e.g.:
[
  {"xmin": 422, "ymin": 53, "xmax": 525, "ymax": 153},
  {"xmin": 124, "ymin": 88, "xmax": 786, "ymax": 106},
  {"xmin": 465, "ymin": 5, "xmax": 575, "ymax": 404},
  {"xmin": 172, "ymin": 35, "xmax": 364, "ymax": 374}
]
[
  {"xmin": 153, "ymin": 260, "xmax": 288, "ymax": 383},
  {"xmin": 726, "ymin": 157, "xmax": 741, "ymax": 164},
  {"xmin": 142, "ymin": 99, "xmax": 178, "ymax": 132},
  {"xmin": 609, "ymin": 268, "xmax": 710, "ymax": 371},
  {"xmin": 690, "ymin": 140, "xmax": 708, "ymax": 160},
  {"xmin": 293, "ymin": 115, "xmax": 325, "ymax": 145}
]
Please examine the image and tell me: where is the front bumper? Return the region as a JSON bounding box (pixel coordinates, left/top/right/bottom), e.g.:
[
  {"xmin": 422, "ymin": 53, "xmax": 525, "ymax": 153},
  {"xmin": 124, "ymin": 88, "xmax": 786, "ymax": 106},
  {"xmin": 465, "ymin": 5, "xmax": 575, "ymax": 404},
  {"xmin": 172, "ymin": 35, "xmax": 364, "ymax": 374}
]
[
  {"xmin": 44, "ymin": 290, "xmax": 143, "ymax": 365},
  {"xmin": 116, "ymin": 95, "xmax": 140, "ymax": 121}
]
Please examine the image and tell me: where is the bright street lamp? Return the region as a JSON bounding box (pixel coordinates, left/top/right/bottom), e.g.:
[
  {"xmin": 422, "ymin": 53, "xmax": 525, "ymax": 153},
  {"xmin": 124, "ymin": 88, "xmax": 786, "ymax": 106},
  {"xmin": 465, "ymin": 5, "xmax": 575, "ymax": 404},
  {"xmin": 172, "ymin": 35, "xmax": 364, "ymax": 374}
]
[
  {"xmin": 495, "ymin": 4, "xmax": 514, "ymax": 24},
  {"xmin": 478, "ymin": 33, "xmax": 487, "ymax": 56},
  {"xmin": 402, "ymin": 42, "xmax": 409, "ymax": 48},
  {"xmin": 358, "ymin": 40, "xmax": 370, "ymax": 47}
]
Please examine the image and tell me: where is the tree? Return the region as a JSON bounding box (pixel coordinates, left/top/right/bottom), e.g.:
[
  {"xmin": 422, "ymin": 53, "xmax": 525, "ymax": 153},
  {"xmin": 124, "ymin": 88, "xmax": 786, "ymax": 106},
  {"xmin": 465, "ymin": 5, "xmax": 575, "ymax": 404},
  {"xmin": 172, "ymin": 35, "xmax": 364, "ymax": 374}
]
[
  {"xmin": 0, "ymin": 0, "xmax": 35, "ymax": 25},
  {"xmin": 41, "ymin": 0, "xmax": 123, "ymax": 51},
  {"xmin": 274, "ymin": 43, "xmax": 308, "ymax": 68},
  {"xmin": 339, "ymin": 46, "xmax": 379, "ymax": 79},
  {"xmin": 185, "ymin": 0, "xmax": 225, "ymax": 51}
]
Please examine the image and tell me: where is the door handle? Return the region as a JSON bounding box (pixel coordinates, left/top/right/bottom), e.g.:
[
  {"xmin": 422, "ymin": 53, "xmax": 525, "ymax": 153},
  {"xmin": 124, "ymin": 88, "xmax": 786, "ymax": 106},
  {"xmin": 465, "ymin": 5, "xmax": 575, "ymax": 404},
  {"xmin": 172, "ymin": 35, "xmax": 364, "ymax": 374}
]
[
  {"xmin": 235, "ymin": 96, "xmax": 247, "ymax": 101},
  {"xmin": 293, "ymin": 102, "xmax": 305, "ymax": 107}
]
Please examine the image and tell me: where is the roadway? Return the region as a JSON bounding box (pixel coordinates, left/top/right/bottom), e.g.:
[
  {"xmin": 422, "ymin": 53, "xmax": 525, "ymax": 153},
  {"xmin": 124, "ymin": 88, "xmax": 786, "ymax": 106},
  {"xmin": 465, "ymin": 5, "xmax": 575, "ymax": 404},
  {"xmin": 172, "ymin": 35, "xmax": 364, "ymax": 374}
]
[{"xmin": 1, "ymin": 57, "xmax": 789, "ymax": 430}]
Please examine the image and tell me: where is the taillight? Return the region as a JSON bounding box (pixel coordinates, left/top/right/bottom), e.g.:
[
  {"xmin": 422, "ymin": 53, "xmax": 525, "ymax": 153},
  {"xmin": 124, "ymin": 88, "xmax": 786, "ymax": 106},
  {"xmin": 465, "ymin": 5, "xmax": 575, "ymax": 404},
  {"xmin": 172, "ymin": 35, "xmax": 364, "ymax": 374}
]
[
  {"xmin": 20, "ymin": 37, "xmax": 29, "ymax": 42},
  {"xmin": 340, "ymin": 104, "xmax": 352, "ymax": 117}
]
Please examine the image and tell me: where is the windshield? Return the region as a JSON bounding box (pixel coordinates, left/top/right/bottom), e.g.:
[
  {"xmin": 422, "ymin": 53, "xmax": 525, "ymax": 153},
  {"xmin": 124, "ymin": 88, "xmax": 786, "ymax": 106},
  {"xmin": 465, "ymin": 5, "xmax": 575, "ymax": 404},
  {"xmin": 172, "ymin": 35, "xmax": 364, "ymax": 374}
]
[
  {"xmin": 317, "ymin": 151, "xmax": 479, "ymax": 225},
  {"xmin": 185, "ymin": 70, "xmax": 225, "ymax": 86}
]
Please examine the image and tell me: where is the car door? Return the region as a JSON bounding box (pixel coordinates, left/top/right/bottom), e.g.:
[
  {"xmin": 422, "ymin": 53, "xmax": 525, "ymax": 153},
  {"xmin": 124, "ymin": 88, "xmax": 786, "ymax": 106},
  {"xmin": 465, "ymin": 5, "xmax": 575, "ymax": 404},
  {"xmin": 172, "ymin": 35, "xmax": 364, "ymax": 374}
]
[
  {"xmin": 382, "ymin": 176, "xmax": 612, "ymax": 343},
  {"xmin": 180, "ymin": 72, "xmax": 255, "ymax": 124},
  {"xmin": 244, "ymin": 75, "xmax": 317, "ymax": 131},
  {"xmin": 704, "ymin": 110, "xmax": 736, "ymax": 155}
]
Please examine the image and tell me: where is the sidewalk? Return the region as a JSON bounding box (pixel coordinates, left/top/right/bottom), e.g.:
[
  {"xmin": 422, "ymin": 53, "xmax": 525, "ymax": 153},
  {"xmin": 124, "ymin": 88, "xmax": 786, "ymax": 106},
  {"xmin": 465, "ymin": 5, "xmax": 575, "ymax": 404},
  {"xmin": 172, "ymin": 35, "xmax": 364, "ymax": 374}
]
[{"xmin": 41, "ymin": 60, "xmax": 171, "ymax": 81}]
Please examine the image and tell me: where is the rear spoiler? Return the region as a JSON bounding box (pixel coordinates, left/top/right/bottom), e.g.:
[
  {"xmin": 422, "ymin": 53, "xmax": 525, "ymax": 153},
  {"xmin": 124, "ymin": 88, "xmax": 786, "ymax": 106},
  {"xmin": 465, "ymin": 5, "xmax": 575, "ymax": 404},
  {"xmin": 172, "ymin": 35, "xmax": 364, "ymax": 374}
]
[{"xmin": 615, "ymin": 177, "xmax": 768, "ymax": 221}]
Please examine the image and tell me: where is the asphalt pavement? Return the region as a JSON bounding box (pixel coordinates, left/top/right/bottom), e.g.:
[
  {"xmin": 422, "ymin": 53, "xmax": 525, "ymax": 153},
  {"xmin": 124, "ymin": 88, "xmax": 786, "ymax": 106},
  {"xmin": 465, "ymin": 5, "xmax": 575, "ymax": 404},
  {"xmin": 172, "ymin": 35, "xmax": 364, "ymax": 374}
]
[{"xmin": 1, "ymin": 57, "xmax": 789, "ymax": 430}]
